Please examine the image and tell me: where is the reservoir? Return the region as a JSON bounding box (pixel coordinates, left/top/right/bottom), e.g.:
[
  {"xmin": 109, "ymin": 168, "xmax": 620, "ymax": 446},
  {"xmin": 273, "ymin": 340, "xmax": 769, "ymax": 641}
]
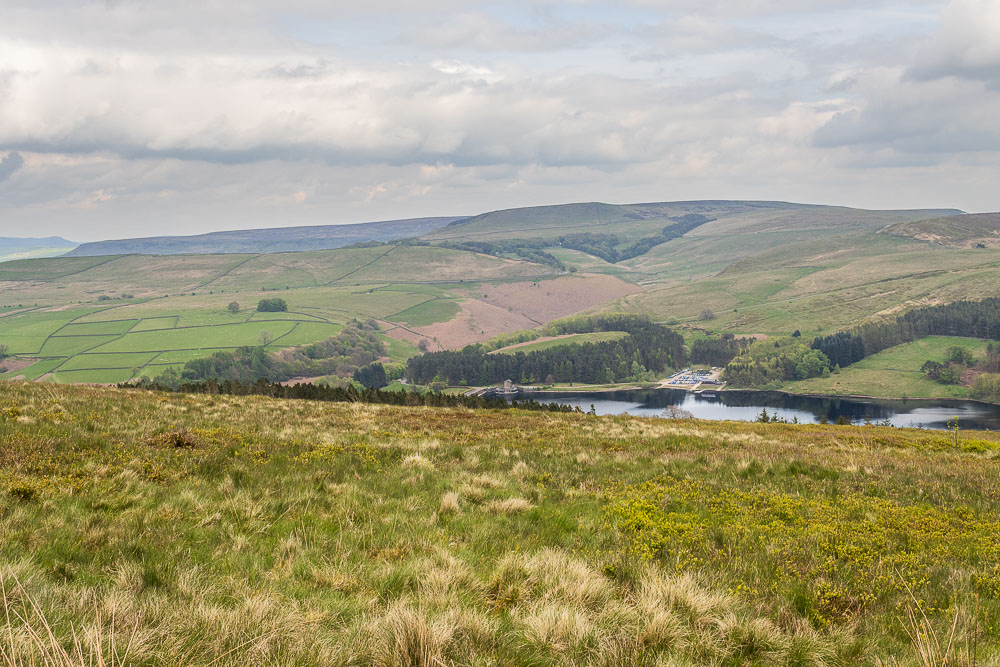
[{"xmin": 518, "ymin": 389, "xmax": 1000, "ymax": 431}]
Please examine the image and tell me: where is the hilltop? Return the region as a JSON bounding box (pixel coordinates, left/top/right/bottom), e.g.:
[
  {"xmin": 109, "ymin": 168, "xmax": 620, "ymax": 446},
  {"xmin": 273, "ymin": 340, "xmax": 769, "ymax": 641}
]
[
  {"xmin": 1, "ymin": 380, "xmax": 998, "ymax": 664},
  {"xmin": 65, "ymin": 217, "xmax": 463, "ymax": 257}
]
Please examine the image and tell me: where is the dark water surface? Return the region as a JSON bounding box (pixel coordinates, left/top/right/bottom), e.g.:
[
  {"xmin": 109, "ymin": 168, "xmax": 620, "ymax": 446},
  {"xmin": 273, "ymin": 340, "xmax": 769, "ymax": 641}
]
[{"xmin": 517, "ymin": 389, "xmax": 1000, "ymax": 431}]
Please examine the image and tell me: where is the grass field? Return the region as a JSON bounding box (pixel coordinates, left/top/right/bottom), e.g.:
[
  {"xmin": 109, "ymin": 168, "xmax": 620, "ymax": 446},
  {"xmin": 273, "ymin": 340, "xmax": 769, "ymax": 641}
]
[
  {"xmin": 2, "ymin": 381, "xmax": 1000, "ymax": 664},
  {"xmin": 391, "ymin": 299, "xmax": 461, "ymax": 327},
  {"xmin": 492, "ymin": 331, "xmax": 630, "ymax": 354},
  {"xmin": 785, "ymin": 336, "xmax": 990, "ymax": 399}
]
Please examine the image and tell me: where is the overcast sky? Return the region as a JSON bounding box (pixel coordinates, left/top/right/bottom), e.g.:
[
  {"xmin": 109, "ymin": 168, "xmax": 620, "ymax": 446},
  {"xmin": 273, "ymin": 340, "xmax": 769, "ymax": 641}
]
[{"xmin": 1, "ymin": 0, "xmax": 998, "ymax": 241}]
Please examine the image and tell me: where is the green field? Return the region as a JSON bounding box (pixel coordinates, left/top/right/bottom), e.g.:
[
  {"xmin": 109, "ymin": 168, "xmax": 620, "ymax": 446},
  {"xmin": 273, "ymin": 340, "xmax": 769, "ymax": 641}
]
[
  {"xmin": 57, "ymin": 352, "xmax": 160, "ymax": 372},
  {"xmin": 2, "ymin": 382, "xmax": 1000, "ymax": 663},
  {"xmin": 785, "ymin": 336, "xmax": 990, "ymax": 399},
  {"xmin": 492, "ymin": 331, "xmax": 630, "ymax": 354},
  {"xmin": 391, "ymin": 298, "xmax": 461, "ymax": 327}
]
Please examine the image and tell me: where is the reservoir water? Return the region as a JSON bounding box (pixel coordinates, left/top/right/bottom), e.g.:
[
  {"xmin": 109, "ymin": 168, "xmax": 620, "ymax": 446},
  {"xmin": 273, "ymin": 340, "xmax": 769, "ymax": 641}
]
[{"xmin": 518, "ymin": 389, "xmax": 1000, "ymax": 431}]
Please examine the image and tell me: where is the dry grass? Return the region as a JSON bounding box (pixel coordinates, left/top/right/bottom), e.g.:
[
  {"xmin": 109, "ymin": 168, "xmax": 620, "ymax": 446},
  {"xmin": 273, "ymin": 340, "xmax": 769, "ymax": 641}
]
[{"xmin": 483, "ymin": 498, "xmax": 533, "ymax": 514}]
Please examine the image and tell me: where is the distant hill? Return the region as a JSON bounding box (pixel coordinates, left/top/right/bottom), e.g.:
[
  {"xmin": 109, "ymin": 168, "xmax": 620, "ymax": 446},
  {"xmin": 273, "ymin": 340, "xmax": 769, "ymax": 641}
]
[
  {"xmin": 65, "ymin": 217, "xmax": 464, "ymax": 257},
  {"xmin": 421, "ymin": 200, "xmax": 962, "ymax": 244},
  {"xmin": 886, "ymin": 212, "xmax": 1000, "ymax": 248},
  {"xmin": 0, "ymin": 236, "xmax": 77, "ymax": 263}
]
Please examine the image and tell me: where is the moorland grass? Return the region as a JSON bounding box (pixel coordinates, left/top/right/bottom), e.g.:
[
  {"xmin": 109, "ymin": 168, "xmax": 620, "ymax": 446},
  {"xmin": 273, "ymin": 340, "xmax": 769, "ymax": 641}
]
[{"xmin": 1, "ymin": 382, "xmax": 999, "ymax": 664}]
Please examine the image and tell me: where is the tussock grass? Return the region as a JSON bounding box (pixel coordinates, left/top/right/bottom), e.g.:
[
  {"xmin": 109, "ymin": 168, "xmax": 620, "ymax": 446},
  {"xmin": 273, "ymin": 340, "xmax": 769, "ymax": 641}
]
[
  {"xmin": 2, "ymin": 381, "xmax": 1000, "ymax": 663},
  {"xmin": 483, "ymin": 497, "xmax": 533, "ymax": 514},
  {"xmin": 439, "ymin": 492, "xmax": 461, "ymax": 514}
]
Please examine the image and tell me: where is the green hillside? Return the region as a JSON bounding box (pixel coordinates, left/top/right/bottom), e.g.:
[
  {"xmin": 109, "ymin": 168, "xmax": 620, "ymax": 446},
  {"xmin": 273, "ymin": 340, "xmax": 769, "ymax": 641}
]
[
  {"xmin": 784, "ymin": 336, "xmax": 990, "ymax": 399},
  {"xmin": 2, "ymin": 382, "xmax": 998, "ymax": 663}
]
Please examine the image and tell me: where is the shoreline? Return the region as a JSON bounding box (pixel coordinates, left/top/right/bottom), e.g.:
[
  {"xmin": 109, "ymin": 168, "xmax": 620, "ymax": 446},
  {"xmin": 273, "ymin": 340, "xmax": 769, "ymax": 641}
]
[{"xmin": 519, "ymin": 384, "xmax": 1000, "ymax": 408}]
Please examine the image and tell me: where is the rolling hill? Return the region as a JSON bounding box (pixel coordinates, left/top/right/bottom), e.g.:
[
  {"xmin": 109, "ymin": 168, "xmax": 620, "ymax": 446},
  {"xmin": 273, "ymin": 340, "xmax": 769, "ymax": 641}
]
[
  {"xmin": 6, "ymin": 198, "xmax": 1000, "ymax": 386},
  {"xmin": 421, "ymin": 200, "xmax": 960, "ymax": 244},
  {"xmin": 65, "ymin": 216, "xmax": 463, "ymax": 256}
]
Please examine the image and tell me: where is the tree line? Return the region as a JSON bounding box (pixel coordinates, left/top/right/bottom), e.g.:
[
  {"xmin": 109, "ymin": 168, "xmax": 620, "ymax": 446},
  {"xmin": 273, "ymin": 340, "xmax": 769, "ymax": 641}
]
[
  {"xmin": 812, "ymin": 298, "xmax": 1000, "ymax": 368},
  {"xmin": 122, "ymin": 378, "xmax": 582, "ymax": 413},
  {"xmin": 405, "ymin": 314, "xmax": 686, "ymax": 385}
]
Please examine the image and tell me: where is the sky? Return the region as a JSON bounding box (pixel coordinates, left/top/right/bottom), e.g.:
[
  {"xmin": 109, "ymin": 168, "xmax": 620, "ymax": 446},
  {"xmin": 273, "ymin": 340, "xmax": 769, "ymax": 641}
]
[{"xmin": 0, "ymin": 0, "xmax": 998, "ymax": 242}]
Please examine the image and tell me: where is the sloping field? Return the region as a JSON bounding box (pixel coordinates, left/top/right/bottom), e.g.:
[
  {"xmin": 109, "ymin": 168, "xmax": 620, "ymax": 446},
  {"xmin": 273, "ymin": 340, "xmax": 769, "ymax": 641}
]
[
  {"xmin": 393, "ymin": 299, "xmax": 539, "ymax": 350},
  {"xmin": 887, "ymin": 212, "xmax": 1000, "ymax": 248},
  {"xmin": 617, "ymin": 229, "xmax": 1000, "ymax": 335},
  {"xmin": 491, "ymin": 331, "xmax": 629, "ymax": 354},
  {"xmin": 0, "ymin": 246, "xmax": 556, "ymax": 305},
  {"xmin": 1, "ymin": 382, "xmax": 999, "ymax": 663},
  {"xmin": 473, "ymin": 274, "xmax": 642, "ymax": 324}
]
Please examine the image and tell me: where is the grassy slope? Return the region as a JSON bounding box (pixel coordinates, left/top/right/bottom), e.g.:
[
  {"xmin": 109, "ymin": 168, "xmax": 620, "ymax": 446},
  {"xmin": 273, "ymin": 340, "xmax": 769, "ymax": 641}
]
[
  {"xmin": 2, "ymin": 382, "xmax": 1000, "ymax": 664},
  {"xmin": 785, "ymin": 336, "xmax": 990, "ymax": 399},
  {"xmin": 491, "ymin": 331, "xmax": 630, "ymax": 354},
  {"xmin": 615, "ymin": 230, "xmax": 1000, "ymax": 335}
]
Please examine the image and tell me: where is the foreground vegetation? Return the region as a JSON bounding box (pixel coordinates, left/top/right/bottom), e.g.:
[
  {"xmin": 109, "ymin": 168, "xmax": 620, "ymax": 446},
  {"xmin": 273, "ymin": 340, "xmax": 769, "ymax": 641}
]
[{"xmin": 2, "ymin": 381, "xmax": 1000, "ymax": 664}]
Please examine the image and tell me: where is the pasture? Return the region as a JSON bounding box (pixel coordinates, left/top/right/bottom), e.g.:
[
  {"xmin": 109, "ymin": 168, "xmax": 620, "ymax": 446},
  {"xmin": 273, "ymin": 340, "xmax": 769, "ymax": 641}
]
[{"xmin": 785, "ymin": 336, "xmax": 991, "ymax": 400}]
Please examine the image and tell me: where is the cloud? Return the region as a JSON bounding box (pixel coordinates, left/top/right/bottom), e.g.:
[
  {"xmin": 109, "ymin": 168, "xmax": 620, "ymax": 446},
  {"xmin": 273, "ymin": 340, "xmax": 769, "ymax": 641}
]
[
  {"xmin": 0, "ymin": 151, "xmax": 24, "ymax": 182},
  {"xmin": 907, "ymin": 0, "xmax": 1000, "ymax": 88}
]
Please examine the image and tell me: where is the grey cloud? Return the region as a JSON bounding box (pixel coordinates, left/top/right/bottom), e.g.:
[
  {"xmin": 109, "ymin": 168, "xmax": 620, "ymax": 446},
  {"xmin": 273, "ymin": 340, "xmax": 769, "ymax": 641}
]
[
  {"xmin": 0, "ymin": 152, "xmax": 24, "ymax": 182},
  {"xmin": 907, "ymin": 0, "xmax": 1000, "ymax": 88},
  {"xmin": 814, "ymin": 74, "xmax": 1000, "ymax": 154}
]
